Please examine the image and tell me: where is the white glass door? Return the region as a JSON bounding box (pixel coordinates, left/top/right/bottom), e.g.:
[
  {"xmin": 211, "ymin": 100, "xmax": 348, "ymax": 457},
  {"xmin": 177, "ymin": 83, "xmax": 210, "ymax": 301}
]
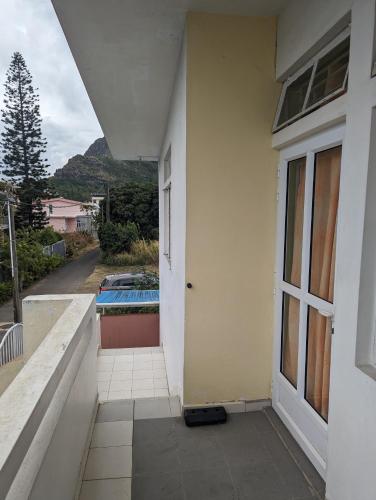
[{"xmin": 273, "ymin": 125, "xmax": 343, "ymax": 479}]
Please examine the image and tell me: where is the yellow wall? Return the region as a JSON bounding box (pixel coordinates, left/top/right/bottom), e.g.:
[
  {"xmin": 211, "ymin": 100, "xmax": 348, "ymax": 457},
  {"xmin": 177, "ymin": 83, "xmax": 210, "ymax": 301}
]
[{"xmin": 184, "ymin": 12, "xmax": 279, "ymax": 404}]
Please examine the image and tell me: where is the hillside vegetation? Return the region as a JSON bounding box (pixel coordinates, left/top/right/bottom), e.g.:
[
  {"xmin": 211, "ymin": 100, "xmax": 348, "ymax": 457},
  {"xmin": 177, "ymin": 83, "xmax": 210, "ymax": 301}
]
[{"xmin": 49, "ymin": 137, "xmax": 158, "ymax": 201}]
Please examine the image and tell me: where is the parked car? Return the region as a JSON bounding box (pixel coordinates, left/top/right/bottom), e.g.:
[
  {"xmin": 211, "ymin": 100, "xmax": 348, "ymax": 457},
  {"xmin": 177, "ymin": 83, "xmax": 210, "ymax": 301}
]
[{"xmin": 99, "ymin": 272, "xmax": 158, "ymax": 293}]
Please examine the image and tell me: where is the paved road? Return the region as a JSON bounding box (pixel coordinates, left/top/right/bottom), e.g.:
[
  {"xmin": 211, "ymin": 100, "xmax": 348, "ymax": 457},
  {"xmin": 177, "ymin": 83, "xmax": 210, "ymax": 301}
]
[{"xmin": 0, "ymin": 247, "xmax": 100, "ymax": 323}]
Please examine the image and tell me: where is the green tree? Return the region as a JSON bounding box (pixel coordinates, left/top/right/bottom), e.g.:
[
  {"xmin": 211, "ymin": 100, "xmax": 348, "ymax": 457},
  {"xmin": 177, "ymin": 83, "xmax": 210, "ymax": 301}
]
[
  {"xmin": 0, "ymin": 52, "xmax": 50, "ymax": 228},
  {"xmin": 104, "ymin": 182, "xmax": 158, "ymax": 239}
]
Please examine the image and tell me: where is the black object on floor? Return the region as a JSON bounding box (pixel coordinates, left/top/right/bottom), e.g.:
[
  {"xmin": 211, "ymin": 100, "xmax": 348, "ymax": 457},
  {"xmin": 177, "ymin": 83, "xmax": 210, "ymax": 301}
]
[{"xmin": 184, "ymin": 406, "xmax": 227, "ymax": 427}]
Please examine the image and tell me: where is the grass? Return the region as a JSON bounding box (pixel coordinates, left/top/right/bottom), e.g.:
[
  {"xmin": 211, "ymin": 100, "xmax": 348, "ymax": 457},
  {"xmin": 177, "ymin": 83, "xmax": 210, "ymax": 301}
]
[{"xmin": 101, "ymin": 239, "xmax": 159, "ymax": 267}]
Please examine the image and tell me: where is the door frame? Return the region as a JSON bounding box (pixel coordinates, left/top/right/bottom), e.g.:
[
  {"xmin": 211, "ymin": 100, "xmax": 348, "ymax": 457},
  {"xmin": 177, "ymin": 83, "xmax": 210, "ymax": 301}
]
[{"xmin": 272, "ymin": 123, "xmax": 345, "ymax": 479}]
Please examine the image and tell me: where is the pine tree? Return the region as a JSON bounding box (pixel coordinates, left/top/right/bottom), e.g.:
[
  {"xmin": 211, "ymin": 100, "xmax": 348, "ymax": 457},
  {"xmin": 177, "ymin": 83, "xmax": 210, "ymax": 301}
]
[{"xmin": 0, "ymin": 52, "xmax": 49, "ymax": 229}]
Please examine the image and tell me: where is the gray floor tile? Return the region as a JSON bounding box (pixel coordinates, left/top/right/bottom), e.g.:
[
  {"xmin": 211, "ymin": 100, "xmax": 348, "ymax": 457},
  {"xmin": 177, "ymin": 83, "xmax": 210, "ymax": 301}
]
[
  {"xmin": 133, "ymin": 434, "xmax": 180, "ymax": 475},
  {"xmin": 244, "ymin": 411, "xmax": 274, "ymax": 433},
  {"xmin": 264, "ymin": 408, "xmax": 325, "ymax": 499},
  {"xmin": 182, "ymin": 467, "xmax": 237, "ymax": 500},
  {"xmin": 134, "ymin": 397, "xmax": 172, "ymax": 419},
  {"xmin": 132, "ymin": 472, "xmax": 185, "ymax": 500},
  {"xmin": 133, "ymin": 417, "xmax": 176, "ymax": 444},
  {"xmin": 96, "ymin": 400, "xmax": 134, "ymax": 423},
  {"xmin": 79, "ymin": 478, "xmax": 131, "ymax": 500},
  {"xmin": 217, "ymin": 428, "xmax": 272, "ymax": 467},
  {"xmin": 91, "ymin": 421, "xmax": 133, "ymax": 448},
  {"xmin": 84, "ymin": 446, "xmax": 132, "ymax": 480},
  {"xmin": 231, "ymin": 462, "xmax": 289, "ymax": 500},
  {"xmin": 133, "ymin": 417, "xmax": 178, "ymax": 476},
  {"xmin": 174, "ymin": 418, "xmax": 227, "ymax": 471}
]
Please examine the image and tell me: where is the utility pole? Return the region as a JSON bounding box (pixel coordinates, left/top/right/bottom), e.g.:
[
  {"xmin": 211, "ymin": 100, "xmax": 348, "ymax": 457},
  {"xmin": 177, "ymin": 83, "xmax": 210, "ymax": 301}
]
[
  {"xmin": 7, "ymin": 198, "xmax": 22, "ymax": 323},
  {"xmin": 106, "ymin": 183, "xmax": 111, "ymax": 222}
]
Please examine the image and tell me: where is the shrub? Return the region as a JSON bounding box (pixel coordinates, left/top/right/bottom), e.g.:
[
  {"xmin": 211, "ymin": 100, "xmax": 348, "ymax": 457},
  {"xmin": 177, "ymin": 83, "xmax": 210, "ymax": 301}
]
[
  {"xmin": 16, "ymin": 226, "xmax": 62, "ymax": 246},
  {"xmin": 101, "ymin": 239, "xmax": 159, "ymax": 266},
  {"xmin": 0, "ymin": 233, "xmax": 65, "ymax": 290},
  {"xmin": 61, "ymin": 231, "xmax": 94, "ymax": 258},
  {"xmin": 98, "ymin": 222, "xmax": 139, "ymax": 255},
  {"xmin": 0, "ymin": 281, "xmax": 13, "ymax": 304}
]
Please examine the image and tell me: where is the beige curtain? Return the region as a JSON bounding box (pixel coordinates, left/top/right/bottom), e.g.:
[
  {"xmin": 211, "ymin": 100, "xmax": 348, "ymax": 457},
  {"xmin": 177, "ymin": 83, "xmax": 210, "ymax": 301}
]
[
  {"xmin": 306, "ymin": 146, "xmax": 341, "ymax": 420},
  {"xmin": 282, "ymin": 160, "xmax": 305, "ymax": 387}
]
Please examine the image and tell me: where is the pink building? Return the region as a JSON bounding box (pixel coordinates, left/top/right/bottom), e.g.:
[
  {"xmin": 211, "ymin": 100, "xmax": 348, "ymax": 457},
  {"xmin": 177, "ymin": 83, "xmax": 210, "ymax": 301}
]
[{"xmin": 40, "ymin": 197, "xmax": 94, "ymax": 233}]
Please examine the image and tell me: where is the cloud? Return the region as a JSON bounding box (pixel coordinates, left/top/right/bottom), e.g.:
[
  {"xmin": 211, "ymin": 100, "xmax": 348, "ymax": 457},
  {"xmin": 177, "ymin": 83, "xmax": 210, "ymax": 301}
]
[{"xmin": 0, "ymin": 0, "xmax": 103, "ymax": 173}]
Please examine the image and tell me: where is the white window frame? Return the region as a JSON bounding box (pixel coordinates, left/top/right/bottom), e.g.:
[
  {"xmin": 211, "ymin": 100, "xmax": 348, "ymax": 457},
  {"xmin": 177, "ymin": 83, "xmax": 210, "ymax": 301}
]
[
  {"xmin": 273, "ymin": 27, "xmax": 350, "ymax": 133},
  {"xmin": 163, "ymin": 147, "xmax": 171, "ymax": 263}
]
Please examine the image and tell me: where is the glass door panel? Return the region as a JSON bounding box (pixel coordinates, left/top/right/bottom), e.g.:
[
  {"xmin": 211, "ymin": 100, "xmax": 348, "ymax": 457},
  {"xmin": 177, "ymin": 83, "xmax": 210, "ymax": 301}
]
[
  {"xmin": 284, "ymin": 158, "xmax": 306, "ymax": 287},
  {"xmin": 281, "ymin": 293, "xmax": 300, "ymax": 388},
  {"xmin": 305, "ymin": 307, "xmax": 332, "ymax": 422},
  {"xmin": 309, "ymin": 146, "xmax": 341, "ymax": 302}
]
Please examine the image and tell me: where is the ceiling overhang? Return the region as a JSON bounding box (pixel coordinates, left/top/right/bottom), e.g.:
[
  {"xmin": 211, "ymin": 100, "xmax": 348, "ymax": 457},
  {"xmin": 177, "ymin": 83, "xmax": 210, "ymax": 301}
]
[{"xmin": 52, "ymin": 0, "xmax": 287, "ymax": 160}]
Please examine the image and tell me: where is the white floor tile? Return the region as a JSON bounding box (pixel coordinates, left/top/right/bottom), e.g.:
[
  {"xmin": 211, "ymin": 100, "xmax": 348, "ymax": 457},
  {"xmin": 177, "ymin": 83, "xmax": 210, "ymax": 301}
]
[
  {"xmin": 97, "ymin": 371, "xmax": 112, "ymax": 382},
  {"xmin": 113, "ymin": 362, "xmax": 133, "ymax": 372},
  {"xmin": 132, "ymin": 378, "xmax": 154, "ymax": 390},
  {"xmin": 107, "ymin": 390, "xmax": 132, "ymax": 400},
  {"xmin": 98, "ymin": 381, "xmax": 110, "ymax": 392},
  {"xmin": 110, "ymin": 380, "xmax": 132, "ymax": 392},
  {"xmin": 84, "ymin": 446, "xmax": 132, "ymax": 480},
  {"xmin": 97, "ymin": 359, "xmax": 114, "ymax": 372},
  {"xmin": 98, "ymin": 392, "xmax": 108, "ymax": 402},
  {"xmin": 80, "ymin": 478, "xmax": 131, "ymax": 500},
  {"xmin": 91, "ymin": 421, "xmax": 133, "ymax": 448},
  {"xmin": 115, "ymin": 353, "xmax": 134, "ymax": 361},
  {"xmin": 111, "ymin": 370, "xmax": 133, "ymax": 381},
  {"xmin": 98, "ymin": 355, "xmax": 115, "ymax": 362},
  {"xmin": 133, "ymin": 354, "xmax": 152, "ymax": 362},
  {"xmin": 150, "ymin": 346, "xmax": 163, "ymax": 353},
  {"xmin": 133, "ymin": 360, "xmax": 153, "ymax": 370},
  {"xmin": 151, "ymin": 353, "xmax": 164, "ymax": 360},
  {"xmin": 152, "ymin": 359, "xmax": 165, "ymax": 369},
  {"xmin": 153, "ymin": 378, "xmax": 168, "ymax": 389},
  {"xmin": 154, "ymin": 388, "xmax": 169, "ymax": 397},
  {"xmin": 133, "ymin": 347, "xmax": 152, "ymax": 354},
  {"xmin": 132, "ymin": 389, "xmax": 155, "ymax": 398},
  {"xmin": 153, "ymin": 368, "xmax": 166, "ymax": 379},
  {"xmin": 132, "ymin": 369, "xmax": 153, "ymax": 380}
]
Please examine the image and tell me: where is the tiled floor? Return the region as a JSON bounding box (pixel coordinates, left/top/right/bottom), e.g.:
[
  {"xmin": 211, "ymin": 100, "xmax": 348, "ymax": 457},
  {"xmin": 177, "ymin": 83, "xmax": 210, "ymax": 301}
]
[
  {"xmin": 79, "ymin": 400, "xmax": 134, "ymax": 500},
  {"xmin": 97, "ymin": 347, "xmax": 169, "ymax": 401},
  {"xmin": 79, "ymin": 397, "xmax": 181, "ymax": 500},
  {"xmin": 132, "ymin": 408, "xmax": 325, "ymax": 500},
  {"xmin": 79, "ymin": 399, "xmax": 325, "ymax": 500}
]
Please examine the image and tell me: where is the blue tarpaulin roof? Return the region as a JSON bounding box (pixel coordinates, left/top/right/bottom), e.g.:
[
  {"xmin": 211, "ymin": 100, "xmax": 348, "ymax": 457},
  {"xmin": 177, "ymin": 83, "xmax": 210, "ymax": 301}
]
[{"xmin": 96, "ymin": 290, "xmax": 160, "ymax": 307}]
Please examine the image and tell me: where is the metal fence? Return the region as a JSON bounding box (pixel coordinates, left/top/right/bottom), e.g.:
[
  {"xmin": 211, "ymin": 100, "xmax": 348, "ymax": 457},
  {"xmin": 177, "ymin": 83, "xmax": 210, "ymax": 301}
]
[
  {"xmin": 43, "ymin": 239, "xmax": 66, "ymax": 258},
  {"xmin": 0, "ymin": 323, "xmax": 23, "ymax": 366}
]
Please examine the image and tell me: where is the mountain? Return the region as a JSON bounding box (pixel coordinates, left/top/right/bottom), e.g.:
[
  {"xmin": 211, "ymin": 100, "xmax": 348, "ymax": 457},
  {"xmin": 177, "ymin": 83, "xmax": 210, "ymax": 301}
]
[{"xmin": 49, "ymin": 138, "xmax": 158, "ymax": 201}]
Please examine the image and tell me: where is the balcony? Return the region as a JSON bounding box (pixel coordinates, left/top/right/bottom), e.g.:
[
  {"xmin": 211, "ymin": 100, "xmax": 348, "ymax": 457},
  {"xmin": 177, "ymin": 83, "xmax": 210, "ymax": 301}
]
[{"xmin": 0, "ymin": 294, "xmax": 325, "ymax": 499}]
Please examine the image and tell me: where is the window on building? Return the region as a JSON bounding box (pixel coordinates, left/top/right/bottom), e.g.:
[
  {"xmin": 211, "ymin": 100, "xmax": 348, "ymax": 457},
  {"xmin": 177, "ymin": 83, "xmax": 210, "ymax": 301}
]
[
  {"xmin": 163, "ymin": 147, "xmax": 171, "ymax": 263},
  {"xmin": 274, "ymin": 29, "xmax": 350, "ymax": 132},
  {"xmin": 49, "ymin": 204, "xmax": 53, "ymax": 215}
]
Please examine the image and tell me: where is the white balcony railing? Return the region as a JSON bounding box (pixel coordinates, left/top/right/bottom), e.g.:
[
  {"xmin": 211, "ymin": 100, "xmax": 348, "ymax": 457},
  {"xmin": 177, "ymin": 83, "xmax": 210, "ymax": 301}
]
[{"xmin": 0, "ymin": 323, "xmax": 23, "ymax": 367}]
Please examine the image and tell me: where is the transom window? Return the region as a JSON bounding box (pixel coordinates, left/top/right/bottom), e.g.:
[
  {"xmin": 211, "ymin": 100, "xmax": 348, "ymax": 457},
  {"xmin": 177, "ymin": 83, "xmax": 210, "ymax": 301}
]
[{"xmin": 273, "ymin": 29, "xmax": 350, "ymax": 132}]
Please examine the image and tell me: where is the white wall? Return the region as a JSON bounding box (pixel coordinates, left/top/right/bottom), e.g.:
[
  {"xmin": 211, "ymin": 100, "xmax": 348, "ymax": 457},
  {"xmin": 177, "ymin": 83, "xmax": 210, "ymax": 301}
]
[
  {"xmin": 275, "ymin": 1, "xmax": 376, "ymax": 499},
  {"xmin": 159, "ymin": 34, "xmax": 187, "ymax": 402},
  {"xmin": 277, "ymin": 0, "xmax": 352, "ymax": 79}
]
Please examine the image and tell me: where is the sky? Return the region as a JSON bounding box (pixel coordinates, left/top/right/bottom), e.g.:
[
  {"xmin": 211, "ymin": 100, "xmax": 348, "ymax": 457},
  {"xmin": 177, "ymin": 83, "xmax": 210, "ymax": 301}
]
[{"xmin": 0, "ymin": 0, "xmax": 103, "ymax": 174}]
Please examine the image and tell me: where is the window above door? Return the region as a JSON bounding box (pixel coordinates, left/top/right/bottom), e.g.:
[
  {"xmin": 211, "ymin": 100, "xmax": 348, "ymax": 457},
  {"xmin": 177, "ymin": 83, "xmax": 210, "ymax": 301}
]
[{"xmin": 273, "ymin": 28, "xmax": 350, "ymax": 133}]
